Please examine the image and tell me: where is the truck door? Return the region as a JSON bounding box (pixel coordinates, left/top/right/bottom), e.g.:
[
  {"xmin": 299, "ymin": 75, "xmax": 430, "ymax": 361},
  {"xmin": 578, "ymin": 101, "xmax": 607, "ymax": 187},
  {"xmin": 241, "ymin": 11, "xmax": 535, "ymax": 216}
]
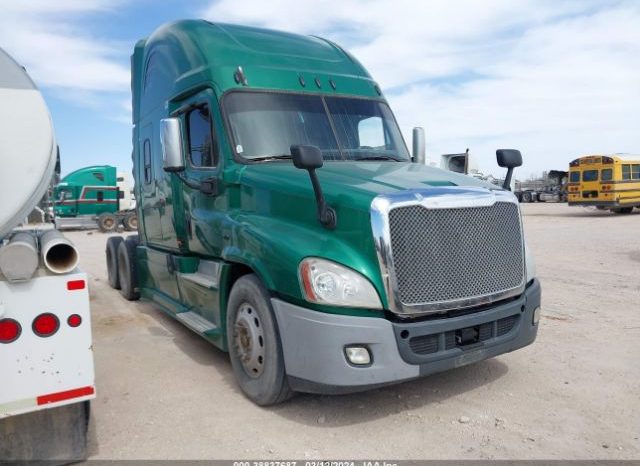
[
  {"xmin": 138, "ymin": 122, "xmax": 163, "ymax": 244},
  {"xmin": 173, "ymin": 89, "xmax": 223, "ymax": 258},
  {"xmin": 170, "ymin": 89, "xmax": 224, "ymax": 324}
]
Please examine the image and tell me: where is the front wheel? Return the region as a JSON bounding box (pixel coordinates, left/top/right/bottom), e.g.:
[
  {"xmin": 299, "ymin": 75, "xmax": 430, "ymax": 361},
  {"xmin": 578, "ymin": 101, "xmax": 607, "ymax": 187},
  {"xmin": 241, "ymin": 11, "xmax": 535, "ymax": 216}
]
[
  {"xmin": 226, "ymin": 274, "xmax": 293, "ymax": 406},
  {"xmin": 612, "ymin": 207, "xmax": 633, "ymax": 214}
]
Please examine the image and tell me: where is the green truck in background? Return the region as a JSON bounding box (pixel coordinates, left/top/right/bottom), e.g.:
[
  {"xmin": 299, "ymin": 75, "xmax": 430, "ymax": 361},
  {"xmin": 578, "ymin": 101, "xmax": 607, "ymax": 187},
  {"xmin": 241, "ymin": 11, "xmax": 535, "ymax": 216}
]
[
  {"xmin": 54, "ymin": 165, "xmax": 137, "ymax": 232},
  {"xmin": 106, "ymin": 20, "xmax": 541, "ymax": 405}
]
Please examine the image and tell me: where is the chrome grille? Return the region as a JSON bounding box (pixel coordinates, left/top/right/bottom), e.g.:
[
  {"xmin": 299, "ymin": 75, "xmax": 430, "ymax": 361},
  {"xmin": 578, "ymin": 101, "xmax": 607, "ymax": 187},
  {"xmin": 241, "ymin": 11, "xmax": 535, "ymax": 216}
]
[{"xmin": 387, "ymin": 202, "xmax": 524, "ymax": 307}]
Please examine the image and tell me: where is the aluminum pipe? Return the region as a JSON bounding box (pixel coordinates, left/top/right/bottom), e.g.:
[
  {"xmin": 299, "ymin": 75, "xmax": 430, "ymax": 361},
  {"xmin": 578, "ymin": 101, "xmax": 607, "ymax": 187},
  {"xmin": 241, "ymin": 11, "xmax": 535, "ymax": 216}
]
[
  {"xmin": 40, "ymin": 229, "xmax": 79, "ymax": 274},
  {"xmin": 0, "ymin": 232, "xmax": 39, "ymax": 282}
]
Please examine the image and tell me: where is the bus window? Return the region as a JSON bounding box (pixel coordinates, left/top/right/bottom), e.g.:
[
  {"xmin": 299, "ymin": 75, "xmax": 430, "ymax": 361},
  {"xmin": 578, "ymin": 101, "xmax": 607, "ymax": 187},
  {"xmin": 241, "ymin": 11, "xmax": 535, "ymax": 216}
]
[
  {"xmin": 632, "ymin": 164, "xmax": 640, "ymax": 179},
  {"xmin": 622, "ymin": 165, "xmax": 630, "ymax": 180},
  {"xmin": 601, "ymin": 169, "xmax": 613, "ymax": 181},
  {"xmin": 570, "ymin": 172, "xmax": 579, "ymax": 182},
  {"xmin": 583, "ymin": 170, "xmax": 598, "ymax": 182}
]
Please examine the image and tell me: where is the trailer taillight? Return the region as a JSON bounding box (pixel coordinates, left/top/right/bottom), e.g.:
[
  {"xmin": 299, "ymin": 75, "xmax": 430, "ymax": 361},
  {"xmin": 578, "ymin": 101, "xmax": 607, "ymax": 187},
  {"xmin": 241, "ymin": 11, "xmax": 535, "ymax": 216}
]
[
  {"xmin": 67, "ymin": 279, "xmax": 85, "ymax": 291},
  {"xmin": 0, "ymin": 319, "xmax": 21, "ymax": 343},
  {"xmin": 67, "ymin": 314, "xmax": 82, "ymax": 328},
  {"xmin": 32, "ymin": 313, "xmax": 60, "ymax": 337}
]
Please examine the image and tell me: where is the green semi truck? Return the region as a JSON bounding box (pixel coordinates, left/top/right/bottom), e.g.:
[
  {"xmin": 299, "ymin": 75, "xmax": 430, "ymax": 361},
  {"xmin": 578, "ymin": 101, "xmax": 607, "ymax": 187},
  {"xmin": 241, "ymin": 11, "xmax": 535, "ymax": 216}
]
[
  {"xmin": 106, "ymin": 20, "xmax": 541, "ymax": 405},
  {"xmin": 54, "ymin": 165, "xmax": 137, "ymax": 232}
]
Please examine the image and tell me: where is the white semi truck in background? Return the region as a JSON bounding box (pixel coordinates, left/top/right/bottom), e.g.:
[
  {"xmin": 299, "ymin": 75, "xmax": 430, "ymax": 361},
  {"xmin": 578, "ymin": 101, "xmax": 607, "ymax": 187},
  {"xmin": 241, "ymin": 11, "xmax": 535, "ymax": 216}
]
[{"xmin": 0, "ymin": 48, "xmax": 95, "ymax": 462}]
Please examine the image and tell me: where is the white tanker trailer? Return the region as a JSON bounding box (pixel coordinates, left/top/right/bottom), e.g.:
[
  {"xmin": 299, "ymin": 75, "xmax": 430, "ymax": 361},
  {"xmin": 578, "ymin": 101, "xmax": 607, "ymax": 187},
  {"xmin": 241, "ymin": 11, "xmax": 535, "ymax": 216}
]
[{"xmin": 0, "ymin": 48, "xmax": 95, "ymax": 462}]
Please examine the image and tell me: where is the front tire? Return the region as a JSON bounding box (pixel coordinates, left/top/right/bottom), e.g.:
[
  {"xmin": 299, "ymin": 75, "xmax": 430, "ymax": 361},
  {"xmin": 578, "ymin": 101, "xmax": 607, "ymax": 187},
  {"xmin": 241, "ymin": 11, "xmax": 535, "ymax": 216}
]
[
  {"xmin": 226, "ymin": 274, "xmax": 293, "ymax": 406},
  {"xmin": 612, "ymin": 207, "xmax": 633, "ymax": 214},
  {"xmin": 521, "ymin": 192, "xmax": 532, "ymax": 203}
]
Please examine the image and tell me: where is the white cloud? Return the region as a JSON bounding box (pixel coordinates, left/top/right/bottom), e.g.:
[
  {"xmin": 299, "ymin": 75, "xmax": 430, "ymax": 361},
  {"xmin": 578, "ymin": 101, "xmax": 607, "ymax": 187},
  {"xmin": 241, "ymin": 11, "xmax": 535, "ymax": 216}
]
[
  {"xmin": 0, "ymin": 1, "xmax": 130, "ymax": 93},
  {"xmin": 203, "ymin": 0, "xmax": 640, "ymax": 177}
]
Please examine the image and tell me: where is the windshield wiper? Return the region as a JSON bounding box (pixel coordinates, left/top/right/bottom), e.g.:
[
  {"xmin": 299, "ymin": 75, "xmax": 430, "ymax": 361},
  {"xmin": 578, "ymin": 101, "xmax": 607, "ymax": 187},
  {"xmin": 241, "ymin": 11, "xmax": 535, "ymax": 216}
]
[
  {"xmin": 250, "ymin": 154, "xmax": 293, "ymax": 162},
  {"xmin": 356, "ymin": 155, "xmax": 402, "ymax": 162}
]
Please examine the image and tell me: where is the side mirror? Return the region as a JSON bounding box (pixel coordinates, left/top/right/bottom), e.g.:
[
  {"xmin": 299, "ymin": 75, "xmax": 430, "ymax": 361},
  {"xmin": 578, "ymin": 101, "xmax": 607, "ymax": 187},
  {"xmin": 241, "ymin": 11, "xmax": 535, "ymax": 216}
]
[
  {"xmin": 496, "ymin": 149, "xmax": 522, "ymax": 168},
  {"xmin": 412, "ymin": 127, "xmax": 426, "ymax": 164},
  {"xmin": 496, "ymin": 149, "xmax": 522, "ymax": 191},
  {"xmin": 160, "ymin": 118, "xmax": 185, "ymax": 172},
  {"xmin": 291, "ymin": 144, "xmax": 323, "ymax": 170},
  {"xmin": 290, "ymin": 144, "xmax": 336, "ymax": 229}
]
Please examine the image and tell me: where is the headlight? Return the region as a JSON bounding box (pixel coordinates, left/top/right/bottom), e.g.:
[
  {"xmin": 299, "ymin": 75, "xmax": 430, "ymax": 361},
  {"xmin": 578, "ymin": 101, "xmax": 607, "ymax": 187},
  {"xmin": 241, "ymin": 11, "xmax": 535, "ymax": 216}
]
[
  {"xmin": 525, "ymin": 241, "xmax": 536, "ymax": 282},
  {"xmin": 298, "ymin": 258, "xmax": 382, "ymax": 309}
]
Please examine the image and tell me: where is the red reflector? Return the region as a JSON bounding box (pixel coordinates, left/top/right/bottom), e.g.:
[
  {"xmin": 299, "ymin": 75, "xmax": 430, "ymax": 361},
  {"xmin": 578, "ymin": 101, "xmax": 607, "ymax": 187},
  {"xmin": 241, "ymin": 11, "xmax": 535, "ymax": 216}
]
[
  {"xmin": 0, "ymin": 319, "xmax": 21, "ymax": 344},
  {"xmin": 32, "ymin": 313, "xmax": 60, "ymax": 337},
  {"xmin": 67, "ymin": 314, "xmax": 82, "ymax": 328},
  {"xmin": 67, "ymin": 280, "xmax": 85, "ymax": 291},
  {"xmin": 37, "ymin": 386, "xmax": 95, "ymax": 405}
]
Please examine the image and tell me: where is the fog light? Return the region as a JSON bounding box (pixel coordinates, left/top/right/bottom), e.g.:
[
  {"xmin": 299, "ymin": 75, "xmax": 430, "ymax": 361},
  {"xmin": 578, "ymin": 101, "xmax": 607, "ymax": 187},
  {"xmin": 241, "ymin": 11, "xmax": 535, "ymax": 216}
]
[
  {"xmin": 533, "ymin": 307, "xmax": 541, "ymax": 325},
  {"xmin": 345, "ymin": 346, "xmax": 371, "ymax": 365}
]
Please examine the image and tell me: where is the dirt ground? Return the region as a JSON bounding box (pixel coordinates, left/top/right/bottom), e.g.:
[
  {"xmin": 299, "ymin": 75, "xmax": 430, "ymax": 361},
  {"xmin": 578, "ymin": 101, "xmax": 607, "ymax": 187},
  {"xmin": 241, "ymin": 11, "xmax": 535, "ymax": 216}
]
[{"xmin": 70, "ymin": 203, "xmax": 639, "ymax": 460}]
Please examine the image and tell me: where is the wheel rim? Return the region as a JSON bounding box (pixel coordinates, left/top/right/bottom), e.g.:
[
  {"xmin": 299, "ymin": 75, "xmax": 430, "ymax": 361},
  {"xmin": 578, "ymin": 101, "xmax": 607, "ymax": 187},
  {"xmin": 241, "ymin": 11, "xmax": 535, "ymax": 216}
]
[
  {"xmin": 129, "ymin": 217, "xmax": 138, "ymax": 228},
  {"xmin": 233, "ymin": 303, "xmax": 265, "ymax": 378},
  {"xmin": 104, "ymin": 218, "xmax": 115, "ymax": 229}
]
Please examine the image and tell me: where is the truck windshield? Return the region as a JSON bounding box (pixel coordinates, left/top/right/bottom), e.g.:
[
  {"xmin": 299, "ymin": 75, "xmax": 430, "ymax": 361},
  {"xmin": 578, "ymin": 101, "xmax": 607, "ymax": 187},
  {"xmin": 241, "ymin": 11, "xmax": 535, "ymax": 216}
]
[{"xmin": 224, "ymin": 92, "xmax": 410, "ymax": 162}]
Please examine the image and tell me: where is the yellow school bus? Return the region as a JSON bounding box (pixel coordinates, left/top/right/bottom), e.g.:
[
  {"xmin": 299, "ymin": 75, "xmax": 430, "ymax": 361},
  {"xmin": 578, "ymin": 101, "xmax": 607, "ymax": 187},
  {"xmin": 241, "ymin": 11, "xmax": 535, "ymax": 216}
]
[{"xmin": 567, "ymin": 154, "xmax": 640, "ymax": 213}]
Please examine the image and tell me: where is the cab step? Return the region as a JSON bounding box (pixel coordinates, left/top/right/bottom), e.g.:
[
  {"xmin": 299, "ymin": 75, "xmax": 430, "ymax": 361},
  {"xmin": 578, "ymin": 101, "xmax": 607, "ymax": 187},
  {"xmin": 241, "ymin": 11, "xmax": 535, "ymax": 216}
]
[
  {"xmin": 177, "ymin": 260, "xmax": 220, "ymax": 290},
  {"xmin": 174, "ymin": 311, "xmax": 218, "ymax": 334}
]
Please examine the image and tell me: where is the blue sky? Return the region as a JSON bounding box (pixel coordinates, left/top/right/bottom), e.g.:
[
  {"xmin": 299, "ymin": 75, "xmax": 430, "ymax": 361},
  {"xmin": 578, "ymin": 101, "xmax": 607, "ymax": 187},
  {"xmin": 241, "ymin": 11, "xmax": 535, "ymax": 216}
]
[{"xmin": 1, "ymin": 0, "xmax": 638, "ymax": 178}]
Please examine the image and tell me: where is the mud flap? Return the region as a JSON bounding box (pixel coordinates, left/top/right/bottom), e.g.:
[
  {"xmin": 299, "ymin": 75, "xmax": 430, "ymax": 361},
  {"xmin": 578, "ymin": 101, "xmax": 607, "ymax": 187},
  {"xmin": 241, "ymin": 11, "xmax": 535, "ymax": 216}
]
[{"xmin": 0, "ymin": 401, "xmax": 89, "ymax": 465}]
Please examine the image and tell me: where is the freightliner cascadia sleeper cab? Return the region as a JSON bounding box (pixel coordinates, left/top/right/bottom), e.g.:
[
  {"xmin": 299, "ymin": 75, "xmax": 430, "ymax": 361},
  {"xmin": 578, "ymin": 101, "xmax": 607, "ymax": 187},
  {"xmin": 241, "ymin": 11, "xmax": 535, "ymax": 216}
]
[
  {"xmin": 107, "ymin": 20, "xmax": 541, "ymax": 405},
  {"xmin": 53, "ymin": 165, "xmax": 138, "ymax": 232}
]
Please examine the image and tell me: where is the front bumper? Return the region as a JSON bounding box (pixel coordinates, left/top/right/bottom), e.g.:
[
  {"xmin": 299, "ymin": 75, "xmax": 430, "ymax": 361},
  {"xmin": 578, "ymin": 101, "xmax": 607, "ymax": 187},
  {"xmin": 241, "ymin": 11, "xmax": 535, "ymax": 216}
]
[{"xmin": 272, "ymin": 279, "xmax": 540, "ymax": 394}]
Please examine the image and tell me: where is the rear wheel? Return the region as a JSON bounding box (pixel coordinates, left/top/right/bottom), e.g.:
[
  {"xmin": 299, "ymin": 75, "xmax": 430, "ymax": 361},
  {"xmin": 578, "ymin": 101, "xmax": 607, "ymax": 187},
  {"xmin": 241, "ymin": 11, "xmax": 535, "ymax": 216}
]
[
  {"xmin": 106, "ymin": 236, "xmax": 124, "ymax": 289},
  {"xmin": 226, "ymin": 274, "xmax": 293, "ymax": 406},
  {"xmin": 521, "ymin": 192, "xmax": 532, "ymax": 203},
  {"xmin": 122, "ymin": 211, "xmax": 138, "ymax": 231},
  {"xmin": 97, "ymin": 213, "xmax": 118, "ymax": 233},
  {"xmin": 117, "ymin": 235, "xmax": 140, "ymax": 301}
]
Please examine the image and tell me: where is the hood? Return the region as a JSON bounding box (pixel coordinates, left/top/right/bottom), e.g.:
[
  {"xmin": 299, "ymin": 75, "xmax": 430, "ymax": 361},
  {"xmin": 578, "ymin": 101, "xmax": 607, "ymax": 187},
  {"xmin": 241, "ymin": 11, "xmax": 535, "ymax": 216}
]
[{"xmin": 240, "ymin": 160, "xmax": 498, "ymax": 212}]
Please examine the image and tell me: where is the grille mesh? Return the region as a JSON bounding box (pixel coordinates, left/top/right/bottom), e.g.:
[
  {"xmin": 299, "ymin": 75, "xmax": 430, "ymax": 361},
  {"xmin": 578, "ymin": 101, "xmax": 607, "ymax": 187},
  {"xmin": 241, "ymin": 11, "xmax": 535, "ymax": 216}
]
[{"xmin": 388, "ymin": 202, "xmax": 523, "ymax": 306}]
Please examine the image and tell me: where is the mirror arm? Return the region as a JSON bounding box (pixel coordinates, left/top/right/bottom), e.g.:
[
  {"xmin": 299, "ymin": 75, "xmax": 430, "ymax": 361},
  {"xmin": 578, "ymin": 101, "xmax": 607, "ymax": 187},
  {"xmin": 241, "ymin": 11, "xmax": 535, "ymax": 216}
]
[
  {"xmin": 308, "ymin": 169, "xmax": 337, "ymax": 229},
  {"xmin": 503, "ymin": 168, "xmax": 514, "ymax": 191}
]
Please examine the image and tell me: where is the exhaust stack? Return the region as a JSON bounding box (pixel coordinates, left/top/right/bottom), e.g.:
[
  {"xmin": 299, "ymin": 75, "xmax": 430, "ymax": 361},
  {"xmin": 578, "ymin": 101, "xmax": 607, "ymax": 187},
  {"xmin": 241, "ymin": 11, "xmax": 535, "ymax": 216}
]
[
  {"xmin": 40, "ymin": 229, "xmax": 79, "ymax": 274},
  {"xmin": 0, "ymin": 232, "xmax": 39, "ymax": 282}
]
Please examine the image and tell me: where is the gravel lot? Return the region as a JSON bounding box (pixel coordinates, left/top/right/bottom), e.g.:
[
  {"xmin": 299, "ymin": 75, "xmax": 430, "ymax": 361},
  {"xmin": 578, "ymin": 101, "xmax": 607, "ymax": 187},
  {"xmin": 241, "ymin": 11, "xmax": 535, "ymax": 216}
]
[{"xmin": 71, "ymin": 203, "xmax": 639, "ymax": 460}]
